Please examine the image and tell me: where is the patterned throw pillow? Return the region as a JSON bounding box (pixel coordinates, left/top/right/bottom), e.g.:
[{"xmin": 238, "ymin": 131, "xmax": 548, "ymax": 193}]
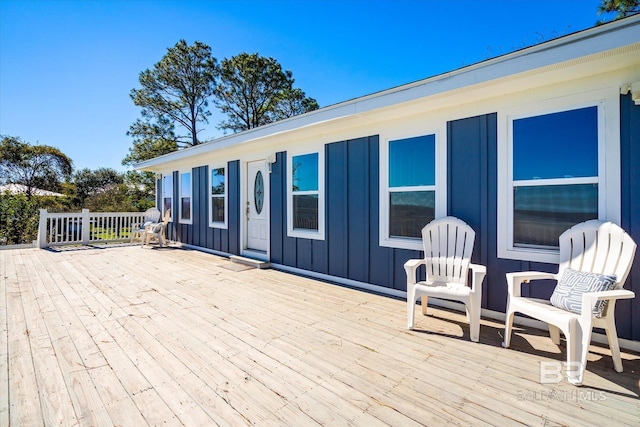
[{"xmin": 550, "ymin": 268, "xmax": 617, "ymax": 318}]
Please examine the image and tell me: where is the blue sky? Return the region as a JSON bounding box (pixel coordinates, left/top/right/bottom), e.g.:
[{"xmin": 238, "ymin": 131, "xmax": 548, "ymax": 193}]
[{"xmin": 0, "ymin": 0, "xmax": 606, "ymax": 172}]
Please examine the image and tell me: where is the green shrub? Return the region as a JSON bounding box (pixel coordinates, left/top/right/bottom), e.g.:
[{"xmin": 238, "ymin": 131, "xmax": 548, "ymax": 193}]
[{"xmin": 0, "ymin": 192, "xmax": 39, "ymax": 245}]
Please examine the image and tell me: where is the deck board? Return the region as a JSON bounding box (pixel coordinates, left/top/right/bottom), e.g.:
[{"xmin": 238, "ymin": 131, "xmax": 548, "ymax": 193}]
[
  {"xmin": 6, "ymin": 253, "xmax": 44, "ymax": 426},
  {"xmin": 1, "ymin": 245, "xmax": 639, "ymax": 426},
  {"xmin": 0, "ymin": 251, "xmax": 9, "ymax": 427}
]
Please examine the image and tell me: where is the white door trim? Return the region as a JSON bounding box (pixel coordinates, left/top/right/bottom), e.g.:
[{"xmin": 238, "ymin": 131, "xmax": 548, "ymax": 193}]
[{"xmin": 241, "ymin": 159, "xmax": 270, "ymax": 261}]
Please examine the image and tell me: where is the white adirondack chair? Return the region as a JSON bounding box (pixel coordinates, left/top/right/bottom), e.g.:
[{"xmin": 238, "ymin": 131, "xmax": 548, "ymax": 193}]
[
  {"xmin": 405, "ymin": 217, "xmax": 486, "ymax": 342},
  {"xmin": 130, "ymin": 207, "xmax": 161, "ymax": 243},
  {"xmin": 143, "ymin": 209, "xmax": 171, "ymax": 248},
  {"xmin": 502, "ymin": 220, "xmax": 637, "ymax": 385}
]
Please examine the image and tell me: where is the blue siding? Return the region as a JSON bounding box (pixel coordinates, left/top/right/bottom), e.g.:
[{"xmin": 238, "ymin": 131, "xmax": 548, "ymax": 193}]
[
  {"xmin": 447, "ymin": 107, "xmax": 639, "ymax": 341},
  {"xmin": 271, "ymin": 135, "xmax": 420, "ymax": 291},
  {"xmin": 193, "ymin": 166, "xmax": 206, "ymax": 248},
  {"xmin": 227, "ymin": 160, "xmax": 240, "ymax": 255},
  {"xmin": 311, "ymin": 239, "xmax": 328, "ymax": 275},
  {"xmin": 447, "ymin": 115, "xmax": 490, "ymax": 264},
  {"xmin": 326, "ymin": 141, "xmax": 348, "ymax": 278},
  {"xmin": 270, "ymin": 152, "xmax": 285, "ymax": 264},
  {"xmin": 278, "ymin": 155, "xmax": 298, "ymax": 266},
  {"xmin": 158, "ymin": 162, "xmax": 240, "ymax": 256},
  {"xmin": 447, "ymin": 114, "xmax": 514, "ymax": 310},
  {"xmin": 347, "ymin": 138, "xmax": 370, "ymax": 283},
  {"xmin": 367, "ymin": 136, "xmax": 395, "ymax": 289},
  {"xmin": 271, "ymin": 151, "xmax": 329, "ymax": 271},
  {"xmin": 155, "ymin": 177, "xmax": 162, "ymax": 212},
  {"xmin": 296, "ymin": 239, "xmax": 312, "ymax": 271},
  {"xmin": 157, "ymin": 95, "xmax": 640, "ymax": 341},
  {"xmin": 447, "ymin": 114, "xmax": 557, "ymax": 314},
  {"xmin": 620, "ymin": 93, "xmax": 640, "ymax": 341}
]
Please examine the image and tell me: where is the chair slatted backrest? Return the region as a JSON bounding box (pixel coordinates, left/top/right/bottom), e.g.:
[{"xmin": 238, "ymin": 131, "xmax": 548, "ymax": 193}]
[
  {"xmin": 422, "ymin": 217, "xmax": 475, "ymax": 284},
  {"xmin": 144, "ymin": 208, "xmax": 161, "ymax": 223},
  {"xmin": 559, "ymin": 220, "xmax": 637, "ymax": 290}
]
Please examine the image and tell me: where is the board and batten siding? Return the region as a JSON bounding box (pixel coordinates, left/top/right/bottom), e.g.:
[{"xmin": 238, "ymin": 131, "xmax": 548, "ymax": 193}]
[
  {"xmin": 447, "ymin": 113, "xmax": 558, "ymax": 312},
  {"xmin": 157, "ymin": 96, "xmax": 639, "ymax": 341},
  {"xmin": 447, "ymin": 103, "xmax": 640, "ymax": 342},
  {"xmin": 270, "ymin": 136, "xmax": 421, "ymax": 291},
  {"xmin": 268, "ymin": 104, "xmax": 639, "ymax": 342},
  {"xmin": 620, "ymin": 93, "xmax": 640, "ymax": 341},
  {"xmin": 165, "ymin": 161, "xmax": 241, "ymax": 256},
  {"xmin": 155, "ymin": 176, "xmax": 162, "ymax": 214}
]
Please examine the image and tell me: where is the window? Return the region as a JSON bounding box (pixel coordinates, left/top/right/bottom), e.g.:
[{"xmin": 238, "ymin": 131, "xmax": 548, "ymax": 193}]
[
  {"xmin": 287, "ymin": 151, "xmax": 325, "ymax": 239},
  {"xmin": 381, "ymin": 133, "xmax": 440, "ymax": 250},
  {"xmin": 210, "ymin": 166, "xmax": 227, "ymax": 228},
  {"xmin": 179, "ymin": 171, "xmax": 192, "ymax": 224},
  {"xmin": 162, "ymin": 174, "xmax": 173, "ymax": 221},
  {"xmin": 512, "ymin": 107, "xmax": 598, "ymax": 248},
  {"xmin": 498, "ymin": 89, "xmax": 620, "ymax": 263}
]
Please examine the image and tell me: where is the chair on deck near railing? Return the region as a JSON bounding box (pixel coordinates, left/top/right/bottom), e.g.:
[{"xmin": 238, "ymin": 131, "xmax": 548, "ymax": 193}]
[
  {"xmin": 405, "ymin": 216, "xmax": 486, "ymax": 342},
  {"xmin": 130, "ymin": 208, "xmax": 161, "ymax": 243},
  {"xmin": 502, "ymin": 220, "xmax": 637, "ymax": 385},
  {"xmin": 143, "ymin": 209, "xmax": 171, "ymax": 248}
]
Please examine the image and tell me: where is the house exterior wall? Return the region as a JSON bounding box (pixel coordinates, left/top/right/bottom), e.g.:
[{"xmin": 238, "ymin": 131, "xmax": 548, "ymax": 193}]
[
  {"xmin": 270, "ymin": 136, "xmax": 417, "ymax": 291},
  {"xmin": 163, "ymin": 161, "xmax": 241, "ymax": 256},
  {"xmin": 620, "ymin": 93, "xmax": 640, "ymax": 341},
  {"xmin": 272, "ymin": 99, "xmax": 640, "ymax": 341},
  {"xmin": 155, "ymin": 176, "xmax": 161, "ymax": 215},
  {"xmin": 446, "ymin": 113, "xmax": 576, "ymax": 320},
  {"xmin": 148, "ymin": 37, "xmax": 640, "ymax": 342},
  {"xmin": 154, "ymin": 92, "xmax": 640, "ymax": 342}
]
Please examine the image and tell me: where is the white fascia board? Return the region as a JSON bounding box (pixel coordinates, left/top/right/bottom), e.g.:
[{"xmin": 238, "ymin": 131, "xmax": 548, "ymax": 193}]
[{"xmin": 135, "ymin": 16, "xmax": 640, "ymax": 172}]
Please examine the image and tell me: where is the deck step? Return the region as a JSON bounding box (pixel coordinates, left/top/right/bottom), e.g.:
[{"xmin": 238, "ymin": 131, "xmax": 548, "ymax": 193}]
[{"xmin": 230, "ymin": 255, "xmax": 271, "ymax": 269}]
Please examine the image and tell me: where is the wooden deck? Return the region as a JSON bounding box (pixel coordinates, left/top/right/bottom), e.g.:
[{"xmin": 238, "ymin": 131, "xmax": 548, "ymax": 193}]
[{"xmin": 1, "ymin": 245, "xmax": 639, "ymax": 426}]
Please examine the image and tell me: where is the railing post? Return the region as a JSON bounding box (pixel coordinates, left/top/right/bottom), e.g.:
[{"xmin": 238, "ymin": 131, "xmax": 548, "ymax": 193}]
[
  {"xmin": 82, "ymin": 209, "xmax": 90, "ymax": 245},
  {"xmin": 37, "ymin": 209, "xmax": 48, "ymax": 249}
]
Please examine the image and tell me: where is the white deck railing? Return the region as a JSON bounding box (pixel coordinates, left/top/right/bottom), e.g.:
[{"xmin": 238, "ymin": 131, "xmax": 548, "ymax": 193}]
[{"xmin": 37, "ymin": 209, "xmax": 146, "ymax": 248}]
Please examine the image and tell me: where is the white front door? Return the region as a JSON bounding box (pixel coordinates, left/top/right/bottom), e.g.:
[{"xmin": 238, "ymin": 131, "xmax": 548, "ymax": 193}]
[{"xmin": 246, "ymin": 160, "xmax": 269, "ymax": 253}]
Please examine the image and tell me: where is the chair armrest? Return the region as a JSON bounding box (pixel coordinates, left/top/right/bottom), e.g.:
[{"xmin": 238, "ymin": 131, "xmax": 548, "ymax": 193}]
[
  {"xmin": 581, "ymin": 289, "xmax": 635, "ymax": 306},
  {"xmin": 506, "ymin": 271, "xmax": 558, "ymax": 298},
  {"xmin": 581, "ymin": 289, "xmax": 635, "ymax": 322},
  {"xmin": 134, "ymin": 220, "xmax": 152, "ymax": 231},
  {"xmin": 404, "ymin": 259, "xmax": 426, "ymax": 284},
  {"xmin": 469, "ymin": 263, "xmax": 486, "ymax": 293}
]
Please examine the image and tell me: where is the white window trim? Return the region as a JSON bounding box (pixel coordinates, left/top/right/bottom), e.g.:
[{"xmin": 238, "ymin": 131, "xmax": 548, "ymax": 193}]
[
  {"xmin": 287, "ymin": 149, "xmax": 325, "ymax": 240},
  {"xmin": 379, "ymin": 128, "xmax": 447, "ymax": 251},
  {"xmin": 497, "ymin": 88, "xmax": 621, "ymax": 263},
  {"xmin": 178, "ymin": 169, "xmax": 193, "ymax": 225},
  {"xmin": 162, "ymin": 172, "xmax": 174, "ymax": 223},
  {"xmin": 209, "ymin": 164, "xmax": 228, "ymax": 229}
]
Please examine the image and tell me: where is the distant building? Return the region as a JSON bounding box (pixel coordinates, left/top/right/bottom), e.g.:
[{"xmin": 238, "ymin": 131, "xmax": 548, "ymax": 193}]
[{"xmin": 0, "ymin": 183, "xmax": 65, "ymax": 197}]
